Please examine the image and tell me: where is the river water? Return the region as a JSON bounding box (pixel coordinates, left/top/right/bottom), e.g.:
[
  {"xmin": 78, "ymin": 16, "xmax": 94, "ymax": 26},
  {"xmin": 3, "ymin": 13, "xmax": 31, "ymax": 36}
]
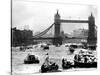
[{"xmin": 12, "ymin": 45, "xmax": 97, "ymax": 75}]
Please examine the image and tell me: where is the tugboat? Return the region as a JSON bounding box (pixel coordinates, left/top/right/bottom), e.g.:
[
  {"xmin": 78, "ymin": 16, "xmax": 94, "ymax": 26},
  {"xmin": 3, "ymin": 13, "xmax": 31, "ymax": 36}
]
[
  {"xmin": 62, "ymin": 58, "xmax": 73, "ymax": 69},
  {"xmin": 41, "ymin": 62, "xmax": 59, "ymax": 73},
  {"xmin": 24, "ymin": 54, "xmax": 39, "ymax": 64},
  {"xmin": 41, "ymin": 57, "xmax": 59, "ymax": 73}
]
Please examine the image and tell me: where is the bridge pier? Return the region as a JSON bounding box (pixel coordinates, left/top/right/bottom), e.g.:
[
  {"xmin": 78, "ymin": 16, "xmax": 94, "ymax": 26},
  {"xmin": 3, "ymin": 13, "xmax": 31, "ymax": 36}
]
[{"xmin": 53, "ymin": 37, "xmax": 63, "ymax": 46}]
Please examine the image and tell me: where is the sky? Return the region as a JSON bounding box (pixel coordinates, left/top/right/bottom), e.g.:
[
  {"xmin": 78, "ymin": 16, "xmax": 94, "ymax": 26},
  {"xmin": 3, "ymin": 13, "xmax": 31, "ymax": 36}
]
[{"xmin": 12, "ymin": 0, "xmax": 97, "ymax": 34}]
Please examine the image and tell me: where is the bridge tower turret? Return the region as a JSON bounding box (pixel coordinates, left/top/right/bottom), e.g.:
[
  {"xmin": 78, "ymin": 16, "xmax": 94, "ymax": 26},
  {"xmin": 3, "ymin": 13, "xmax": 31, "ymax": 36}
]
[
  {"xmin": 54, "ymin": 10, "xmax": 61, "ymax": 37},
  {"xmin": 87, "ymin": 13, "xmax": 97, "ymax": 45}
]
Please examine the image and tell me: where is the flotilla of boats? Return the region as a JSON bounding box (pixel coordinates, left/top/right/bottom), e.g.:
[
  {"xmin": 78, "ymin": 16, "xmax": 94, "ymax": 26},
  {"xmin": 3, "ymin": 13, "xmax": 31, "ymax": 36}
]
[{"xmin": 19, "ymin": 42, "xmax": 97, "ymax": 73}]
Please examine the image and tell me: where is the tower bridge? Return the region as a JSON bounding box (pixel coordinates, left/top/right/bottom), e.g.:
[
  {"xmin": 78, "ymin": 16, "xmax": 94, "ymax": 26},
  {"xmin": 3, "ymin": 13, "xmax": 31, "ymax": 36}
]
[{"xmin": 33, "ymin": 10, "xmax": 97, "ymax": 46}]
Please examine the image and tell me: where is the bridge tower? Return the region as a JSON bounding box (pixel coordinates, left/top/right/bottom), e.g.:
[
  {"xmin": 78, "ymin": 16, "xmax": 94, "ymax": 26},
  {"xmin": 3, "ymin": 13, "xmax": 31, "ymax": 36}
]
[
  {"xmin": 87, "ymin": 13, "xmax": 97, "ymax": 45},
  {"xmin": 53, "ymin": 10, "xmax": 62, "ymax": 45}
]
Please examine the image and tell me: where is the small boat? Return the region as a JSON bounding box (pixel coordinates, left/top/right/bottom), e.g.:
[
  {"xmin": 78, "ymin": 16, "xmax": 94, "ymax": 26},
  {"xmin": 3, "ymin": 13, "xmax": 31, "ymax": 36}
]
[{"xmin": 24, "ymin": 54, "xmax": 39, "ymax": 64}]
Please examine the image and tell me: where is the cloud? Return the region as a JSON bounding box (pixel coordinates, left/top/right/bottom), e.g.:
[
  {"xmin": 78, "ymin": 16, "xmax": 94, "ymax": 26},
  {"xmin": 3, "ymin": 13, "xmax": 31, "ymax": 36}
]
[{"xmin": 12, "ymin": 1, "xmax": 34, "ymax": 27}]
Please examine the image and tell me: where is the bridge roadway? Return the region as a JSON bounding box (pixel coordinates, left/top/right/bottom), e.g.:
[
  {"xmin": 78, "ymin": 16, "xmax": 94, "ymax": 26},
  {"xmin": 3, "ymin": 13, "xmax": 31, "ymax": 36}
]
[
  {"xmin": 32, "ymin": 37, "xmax": 87, "ymax": 40},
  {"xmin": 32, "ymin": 37, "xmax": 87, "ymax": 43}
]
